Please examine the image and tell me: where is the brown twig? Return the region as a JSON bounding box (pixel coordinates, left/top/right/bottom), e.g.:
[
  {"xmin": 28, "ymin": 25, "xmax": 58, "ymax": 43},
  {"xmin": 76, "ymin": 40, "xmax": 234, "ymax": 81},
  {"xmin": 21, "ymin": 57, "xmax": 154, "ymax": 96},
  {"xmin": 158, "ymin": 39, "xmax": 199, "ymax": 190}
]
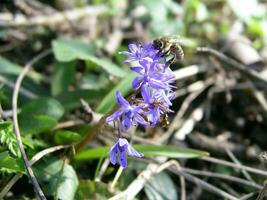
[
  {"xmin": 0, "ymin": 5, "xmax": 107, "ymax": 27},
  {"xmin": 197, "ymin": 47, "xmax": 267, "ymax": 86},
  {"xmin": 225, "ymin": 148, "xmax": 255, "ymax": 183},
  {"xmin": 109, "ymin": 161, "xmax": 187, "ymax": 200},
  {"xmin": 52, "ymin": 120, "xmax": 84, "ymax": 130},
  {"xmin": 183, "ymin": 167, "xmax": 262, "ymax": 189},
  {"xmin": 75, "ymin": 116, "xmax": 107, "ymax": 152},
  {"xmin": 12, "ymin": 49, "xmax": 51, "ymax": 200},
  {"xmin": 168, "ymin": 165, "xmax": 239, "ymax": 200},
  {"xmin": 240, "ymin": 192, "xmax": 257, "ymax": 200},
  {"xmin": 159, "ymin": 78, "xmax": 214, "ymax": 143},
  {"xmin": 201, "ymin": 156, "xmax": 267, "ymax": 177},
  {"xmin": 256, "ymin": 181, "xmax": 267, "ymax": 200}
]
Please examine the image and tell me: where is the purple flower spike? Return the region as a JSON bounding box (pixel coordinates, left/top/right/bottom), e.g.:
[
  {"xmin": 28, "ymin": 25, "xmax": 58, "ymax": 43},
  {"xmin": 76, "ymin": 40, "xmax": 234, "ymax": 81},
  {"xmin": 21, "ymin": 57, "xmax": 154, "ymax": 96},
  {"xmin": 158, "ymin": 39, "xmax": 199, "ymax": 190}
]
[
  {"xmin": 106, "ymin": 91, "xmax": 149, "ymax": 131},
  {"xmin": 109, "ymin": 138, "xmax": 144, "ymax": 168},
  {"xmin": 141, "ymin": 86, "xmax": 165, "ymax": 126},
  {"xmin": 106, "ymin": 40, "xmax": 180, "ymax": 168},
  {"xmin": 131, "ymin": 60, "xmax": 175, "ymax": 90},
  {"xmin": 119, "ymin": 42, "xmax": 161, "ymax": 63}
]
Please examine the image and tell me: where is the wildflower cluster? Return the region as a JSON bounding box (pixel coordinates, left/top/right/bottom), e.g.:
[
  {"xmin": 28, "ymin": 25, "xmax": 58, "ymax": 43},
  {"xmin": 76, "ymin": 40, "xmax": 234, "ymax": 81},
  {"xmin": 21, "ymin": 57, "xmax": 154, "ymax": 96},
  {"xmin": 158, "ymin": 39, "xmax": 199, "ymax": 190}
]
[{"xmin": 106, "ymin": 42, "xmax": 176, "ymax": 168}]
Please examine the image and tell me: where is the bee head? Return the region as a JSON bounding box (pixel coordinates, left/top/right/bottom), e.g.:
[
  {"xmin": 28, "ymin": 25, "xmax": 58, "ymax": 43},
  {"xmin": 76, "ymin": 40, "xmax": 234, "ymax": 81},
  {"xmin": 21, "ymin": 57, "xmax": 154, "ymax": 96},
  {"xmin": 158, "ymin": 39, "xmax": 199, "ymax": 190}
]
[{"xmin": 153, "ymin": 39, "xmax": 163, "ymax": 50}]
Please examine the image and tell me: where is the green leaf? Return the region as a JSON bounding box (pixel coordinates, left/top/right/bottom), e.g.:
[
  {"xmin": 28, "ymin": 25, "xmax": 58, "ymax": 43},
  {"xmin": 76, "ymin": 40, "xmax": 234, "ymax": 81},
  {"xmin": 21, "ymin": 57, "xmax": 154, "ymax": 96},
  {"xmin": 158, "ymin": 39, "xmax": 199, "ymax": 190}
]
[
  {"xmin": 19, "ymin": 97, "xmax": 64, "ymax": 135},
  {"xmin": 134, "ymin": 145, "xmax": 209, "ymax": 158},
  {"xmin": 140, "ymin": 0, "xmax": 184, "ymax": 36},
  {"xmin": 0, "ymin": 56, "xmax": 43, "ymax": 82},
  {"xmin": 52, "ymin": 37, "xmax": 96, "ymax": 62},
  {"xmin": 20, "ymin": 115, "xmax": 57, "ymax": 136},
  {"xmin": 80, "ymin": 74, "xmax": 109, "ymax": 90},
  {"xmin": 35, "ymin": 158, "xmax": 78, "ymax": 200},
  {"xmin": 150, "ymin": 20, "xmax": 184, "ymax": 36},
  {"xmin": 54, "ymin": 130, "xmax": 81, "ymax": 144},
  {"xmin": 20, "ymin": 97, "xmax": 64, "ymax": 120},
  {"xmin": 51, "ymin": 61, "xmax": 76, "ymax": 96},
  {"xmin": 247, "ymin": 18, "xmax": 266, "ymax": 37},
  {"xmin": 75, "ymin": 145, "xmax": 209, "ymax": 162},
  {"xmin": 0, "ymin": 121, "xmax": 20, "ymax": 157},
  {"xmin": 144, "ymin": 172, "xmax": 178, "ymax": 200},
  {"xmin": 0, "ymin": 151, "xmax": 24, "ymax": 173},
  {"xmin": 56, "ymin": 89, "xmax": 106, "ymax": 110},
  {"xmin": 96, "ymin": 72, "xmax": 137, "ymax": 113},
  {"xmin": 52, "ymin": 37, "xmax": 126, "ymax": 77},
  {"xmin": 76, "ymin": 180, "xmax": 113, "ymax": 200},
  {"xmin": 0, "ymin": 56, "xmax": 22, "ymax": 75},
  {"xmin": 84, "ymin": 55, "xmax": 127, "ymax": 78},
  {"xmin": 142, "ymin": 0, "xmax": 168, "ymax": 22}
]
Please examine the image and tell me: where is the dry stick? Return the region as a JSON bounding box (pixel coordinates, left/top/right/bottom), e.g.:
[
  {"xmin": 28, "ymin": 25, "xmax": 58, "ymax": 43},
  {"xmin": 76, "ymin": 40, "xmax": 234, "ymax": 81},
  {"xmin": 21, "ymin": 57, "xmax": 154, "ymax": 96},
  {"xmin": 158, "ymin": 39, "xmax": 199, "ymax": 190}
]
[
  {"xmin": 250, "ymin": 83, "xmax": 267, "ymax": 113},
  {"xmin": 1, "ymin": 109, "xmax": 20, "ymax": 118},
  {"xmin": 12, "ymin": 49, "xmax": 51, "ymax": 200},
  {"xmin": 110, "ymin": 167, "xmax": 124, "ymax": 189},
  {"xmin": 157, "ymin": 161, "xmax": 186, "ymax": 200},
  {"xmin": 110, "ymin": 160, "xmax": 238, "ymax": 200},
  {"xmin": 168, "ymin": 166, "xmax": 239, "ymax": 200},
  {"xmin": 127, "ymin": 132, "xmax": 267, "ymax": 179},
  {"xmin": 30, "ymin": 145, "xmax": 70, "ymax": 165},
  {"xmin": 109, "ymin": 164, "xmax": 158, "ymax": 200},
  {"xmin": 0, "ymin": 5, "xmax": 107, "ymax": 27},
  {"xmin": 75, "ymin": 115, "xmax": 107, "ymax": 153},
  {"xmin": 95, "ymin": 158, "xmax": 110, "ymax": 182},
  {"xmin": 201, "ymin": 156, "xmax": 267, "ymax": 177},
  {"xmin": 52, "ymin": 99, "xmax": 104, "ymax": 131},
  {"xmin": 159, "ymin": 78, "xmax": 214, "ymax": 143},
  {"xmin": 256, "ymin": 181, "xmax": 267, "ymax": 200},
  {"xmin": 197, "ymin": 47, "xmax": 267, "ymax": 86},
  {"xmin": 52, "ymin": 120, "xmax": 84, "ymax": 130},
  {"xmin": 225, "ymin": 148, "xmax": 255, "ymax": 183},
  {"xmin": 122, "ymin": 132, "xmax": 267, "ymax": 178},
  {"xmin": 183, "ymin": 167, "xmax": 262, "ymax": 189},
  {"xmin": 0, "ymin": 174, "xmax": 21, "ymax": 199},
  {"xmin": 240, "ymin": 192, "xmax": 257, "ymax": 200},
  {"xmin": 109, "ymin": 161, "xmax": 187, "ymax": 200}
]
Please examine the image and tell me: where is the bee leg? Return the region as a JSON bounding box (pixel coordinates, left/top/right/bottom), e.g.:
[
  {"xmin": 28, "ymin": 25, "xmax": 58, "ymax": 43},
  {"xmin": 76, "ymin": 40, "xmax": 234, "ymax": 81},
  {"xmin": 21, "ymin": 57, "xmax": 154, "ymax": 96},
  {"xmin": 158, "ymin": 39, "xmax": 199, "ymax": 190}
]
[
  {"xmin": 166, "ymin": 53, "xmax": 176, "ymax": 66},
  {"xmin": 161, "ymin": 50, "xmax": 172, "ymax": 66}
]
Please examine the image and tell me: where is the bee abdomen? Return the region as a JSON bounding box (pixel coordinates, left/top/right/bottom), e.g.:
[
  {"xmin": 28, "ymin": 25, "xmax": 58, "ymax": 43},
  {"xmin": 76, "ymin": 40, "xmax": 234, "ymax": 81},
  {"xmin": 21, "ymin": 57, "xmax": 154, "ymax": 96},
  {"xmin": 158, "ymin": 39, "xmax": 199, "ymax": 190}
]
[{"xmin": 171, "ymin": 45, "xmax": 184, "ymax": 60}]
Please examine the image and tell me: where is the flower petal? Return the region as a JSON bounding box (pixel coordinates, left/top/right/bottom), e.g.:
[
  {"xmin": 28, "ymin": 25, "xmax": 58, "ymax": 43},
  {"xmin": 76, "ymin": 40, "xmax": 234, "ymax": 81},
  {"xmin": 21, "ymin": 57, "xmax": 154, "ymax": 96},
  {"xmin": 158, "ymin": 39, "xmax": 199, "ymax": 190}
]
[
  {"xmin": 139, "ymin": 59, "xmax": 149, "ymax": 70},
  {"xmin": 130, "ymin": 66, "xmax": 144, "ymax": 74},
  {"xmin": 118, "ymin": 138, "xmax": 129, "ymax": 150},
  {"xmin": 141, "ymin": 85, "xmax": 152, "ymax": 103},
  {"xmin": 115, "ymin": 91, "xmax": 129, "ymax": 106},
  {"xmin": 127, "ymin": 145, "xmax": 144, "ymax": 158},
  {"xmin": 151, "ymin": 107, "xmax": 161, "ymax": 126},
  {"xmin": 148, "ymin": 61, "xmax": 156, "ymax": 74},
  {"xmin": 149, "ymin": 78, "xmax": 167, "ymax": 89},
  {"xmin": 132, "ymin": 76, "xmax": 143, "ymax": 89},
  {"xmin": 106, "ymin": 109, "xmax": 124, "ymax": 123},
  {"xmin": 118, "ymin": 148, "xmax": 127, "ymax": 168},
  {"xmin": 133, "ymin": 113, "xmax": 149, "ymax": 126},
  {"xmin": 128, "ymin": 43, "xmax": 139, "ymax": 53},
  {"xmin": 109, "ymin": 141, "xmax": 118, "ymax": 165},
  {"xmin": 122, "ymin": 114, "xmax": 132, "ymax": 131}
]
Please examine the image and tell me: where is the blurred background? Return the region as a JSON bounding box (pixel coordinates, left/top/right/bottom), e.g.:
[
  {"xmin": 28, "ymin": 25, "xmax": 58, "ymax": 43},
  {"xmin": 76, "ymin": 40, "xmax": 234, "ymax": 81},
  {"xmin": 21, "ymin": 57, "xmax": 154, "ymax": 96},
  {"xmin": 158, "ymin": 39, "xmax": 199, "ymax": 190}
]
[{"xmin": 0, "ymin": 0, "xmax": 267, "ymax": 199}]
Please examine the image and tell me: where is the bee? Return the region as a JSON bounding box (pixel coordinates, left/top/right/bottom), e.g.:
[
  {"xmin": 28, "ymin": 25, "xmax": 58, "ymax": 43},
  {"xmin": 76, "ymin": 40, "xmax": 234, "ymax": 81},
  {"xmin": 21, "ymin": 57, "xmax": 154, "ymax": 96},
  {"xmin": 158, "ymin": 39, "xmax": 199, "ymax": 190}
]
[
  {"xmin": 151, "ymin": 101, "xmax": 170, "ymax": 128},
  {"xmin": 153, "ymin": 36, "xmax": 184, "ymax": 65},
  {"xmin": 160, "ymin": 112, "xmax": 170, "ymax": 128}
]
